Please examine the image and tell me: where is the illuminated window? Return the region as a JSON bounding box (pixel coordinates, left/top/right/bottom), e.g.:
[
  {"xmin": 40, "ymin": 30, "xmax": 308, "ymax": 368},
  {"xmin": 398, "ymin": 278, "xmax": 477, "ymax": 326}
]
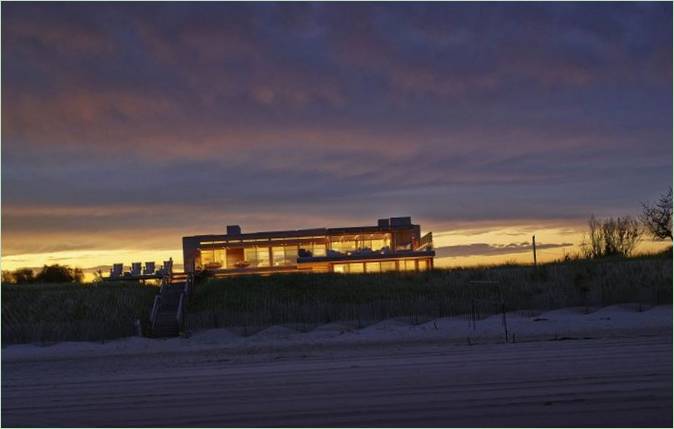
[
  {"xmin": 349, "ymin": 263, "xmax": 364, "ymax": 273},
  {"xmin": 331, "ymin": 240, "xmax": 356, "ymax": 254},
  {"xmin": 244, "ymin": 248, "xmax": 257, "ymax": 266},
  {"xmin": 245, "ymin": 247, "xmax": 270, "ymax": 267},
  {"xmin": 371, "ymin": 239, "xmax": 387, "ymax": 251},
  {"xmin": 284, "ymin": 245, "xmax": 298, "ymax": 265},
  {"xmin": 299, "ymin": 242, "xmax": 327, "ymax": 258},
  {"xmin": 271, "ymin": 246, "xmax": 296, "ymax": 266},
  {"xmin": 359, "ymin": 239, "xmax": 372, "ymax": 250},
  {"xmin": 201, "ymin": 250, "xmax": 213, "ymax": 265},
  {"xmin": 418, "ymin": 260, "xmax": 428, "ymax": 271},
  {"xmin": 365, "ymin": 262, "xmax": 380, "ymax": 272},
  {"xmin": 272, "ymin": 247, "xmax": 285, "ymax": 266},
  {"xmin": 257, "ymin": 247, "xmax": 270, "ymax": 267},
  {"xmin": 216, "ymin": 248, "xmax": 226, "ymax": 268},
  {"xmin": 201, "ymin": 248, "xmax": 226, "ymax": 269},
  {"xmin": 380, "ymin": 261, "xmax": 396, "ymax": 272},
  {"xmin": 355, "ymin": 236, "xmax": 389, "ymax": 252},
  {"xmin": 402, "ymin": 259, "xmax": 416, "ymax": 271},
  {"xmin": 313, "ymin": 243, "xmax": 327, "ymax": 257},
  {"xmin": 333, "ymin": 264, "xmax": 347, "ymax": 273}
]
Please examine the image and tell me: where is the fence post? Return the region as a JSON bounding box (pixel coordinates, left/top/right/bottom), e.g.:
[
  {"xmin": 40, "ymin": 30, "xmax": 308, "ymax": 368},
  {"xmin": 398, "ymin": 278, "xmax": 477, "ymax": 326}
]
[
  {"xmin": 497, "ymin": 285, "xmax": 508, "ymax": 344},
  {"xmin": 501, "ymin": 302, "xmax": 508, "ymax": 344},
  {"xmin": 134, "ymin": 319, "xmax": 142, "ymax": 337},
  {"xmin": 471, "ymin": 299, "xmax": 476, "ymax": 331}
]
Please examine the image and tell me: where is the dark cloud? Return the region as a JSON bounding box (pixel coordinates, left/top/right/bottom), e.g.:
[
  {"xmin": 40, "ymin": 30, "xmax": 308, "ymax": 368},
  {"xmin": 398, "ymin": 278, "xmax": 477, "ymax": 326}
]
[
  {"xmin": 2, "ymin": 3, "xmax": 672, "ymax": 255},
  {"xmin": 435, "ymin": 242, "xmax": 574, "ymax": 258}
]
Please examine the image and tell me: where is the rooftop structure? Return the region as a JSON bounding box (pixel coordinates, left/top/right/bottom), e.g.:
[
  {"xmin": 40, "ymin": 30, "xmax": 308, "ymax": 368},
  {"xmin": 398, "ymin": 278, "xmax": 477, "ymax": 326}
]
[{"xmin": 183, "ymin": 216, "xmax": 434, "ymax": 275}]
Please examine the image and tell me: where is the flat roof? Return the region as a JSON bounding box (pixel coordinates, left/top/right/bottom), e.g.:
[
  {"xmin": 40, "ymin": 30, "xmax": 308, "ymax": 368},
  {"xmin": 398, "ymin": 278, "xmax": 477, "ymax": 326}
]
[{"xmin": 184, "ymin": 220, "xmax": 418, "ymax": 242}]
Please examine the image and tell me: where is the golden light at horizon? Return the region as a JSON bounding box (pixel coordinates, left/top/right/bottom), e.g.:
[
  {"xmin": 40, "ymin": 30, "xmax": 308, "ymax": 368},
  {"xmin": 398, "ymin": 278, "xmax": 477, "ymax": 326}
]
[
  {"xmin": 2, "ymin": 225, "xmax": 669, "ymax": 277},
  {"xmin": 1, "ymin": 249, "xmax": 180, "ymax": 274}
]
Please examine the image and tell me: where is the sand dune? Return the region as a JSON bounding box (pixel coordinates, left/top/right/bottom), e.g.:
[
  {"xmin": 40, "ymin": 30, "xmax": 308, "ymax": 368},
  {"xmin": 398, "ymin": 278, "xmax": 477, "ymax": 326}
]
[{"xmin": 2, "ymin": 305, "xmax": 672, "ymax": 427}]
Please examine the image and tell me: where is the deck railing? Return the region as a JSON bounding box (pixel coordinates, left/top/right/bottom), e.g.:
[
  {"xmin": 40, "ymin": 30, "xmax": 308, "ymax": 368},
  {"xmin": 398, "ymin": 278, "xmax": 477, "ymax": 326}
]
[{"xmin": 416, "ymin": 232, "xmax": 434, "ymax": 251}]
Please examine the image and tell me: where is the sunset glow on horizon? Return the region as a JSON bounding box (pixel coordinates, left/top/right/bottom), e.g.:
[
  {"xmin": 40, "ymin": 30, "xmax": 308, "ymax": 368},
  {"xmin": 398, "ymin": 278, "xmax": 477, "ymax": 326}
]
[
  {"xmin": 2, "ymin": 3, "xmax": 672, "ymax": 276},
  {"xmin": 2, "ymin": 220, "xmax": 670, "ymax": 278}
]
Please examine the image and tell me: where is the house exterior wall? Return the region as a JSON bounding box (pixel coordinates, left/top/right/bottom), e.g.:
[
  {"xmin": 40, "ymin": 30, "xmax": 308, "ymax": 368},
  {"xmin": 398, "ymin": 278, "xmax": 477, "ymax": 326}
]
[{"xmin": 182, "ymin": 217, "xmax": 434, "ymax": 275}]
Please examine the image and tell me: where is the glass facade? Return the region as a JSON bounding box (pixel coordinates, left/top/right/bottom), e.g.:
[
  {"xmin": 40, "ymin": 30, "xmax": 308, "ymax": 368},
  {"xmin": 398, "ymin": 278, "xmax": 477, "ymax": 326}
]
[
  {"xmin": 349, "ymin": 263, "xmax": 364, "ymax": 273},
  {"xmin": 200, "ymin": 242, "xmax": 322, "ymax": 269},
  {"xmin": 332, "ymin": 258, "xmax": 430, "ymax": 274},
  {"xmin": 244, "ymin": 247, "xmax": 272, "ymax": 267},
  {"xmin": 359, "ymin": 238, "xmax": 389, "ymax": 252},
  {"xmin": 243, "ymin": 248, "xmax": 256, "ymax": 267},
  {"xmin": 257, "ymin": 247, "xmax": 270, "ymax": 267},
  {"xmin": 184, "ymin": 217, "xmax": 434, "ymax": 275},
  {"xmin": 189, "ymin": 222, "xmax": 431, "ymax": 274},
  {"xmin": 365, "ymin": 262, "xmax": 381, "ymax": 272},
  {"xmin": 330, "ymin": 240, "xmax": 357, "ymax": 254},
  {"xmin": 201, "ymin": 248, "xmax": 226, "ymax": 269},
  {"xmin": 197, "ymin": 245, "xmax": 431, "ymax": 273},
  {"xmin": 313, "ymin": 243, "xmax": 327, "ymax": 257},
  {"xmin": 380, "ymin": 261, "xmax": 396, "ymax": 272},
  {"xmin": 329, "ymin": 234, "xmax": 391, "ymax": 255},
  {"xmin": 272, "ymin": 247, "xmax": 285, "ymax": 266},
  {"xmin": 299, "ymin": 242, "xmax": 327, "ymax": 257},
  {"xmin": 271, "ymin": 245, "xmax": 298, "ymax": 266}
]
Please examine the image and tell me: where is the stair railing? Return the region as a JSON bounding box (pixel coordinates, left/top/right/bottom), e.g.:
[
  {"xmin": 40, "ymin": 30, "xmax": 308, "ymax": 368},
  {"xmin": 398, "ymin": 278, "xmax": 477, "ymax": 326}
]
[
  {"xmin": 176, "ymin": 292, "xmax": 185, "ymax": 330},
  {"xmin": 150, "ymin": 295, "xmax": 161, "ymax": 330},
  {"xmin": 184, "ymin": 272, "xmax": 193, "ymax": 297},
  {"xmin": 159, "ymin": 273, "xmax": 169, "ymax": 294},
  {"xmin": 150, "ymin": 275, "xmax": 170, "ymax": 331}
]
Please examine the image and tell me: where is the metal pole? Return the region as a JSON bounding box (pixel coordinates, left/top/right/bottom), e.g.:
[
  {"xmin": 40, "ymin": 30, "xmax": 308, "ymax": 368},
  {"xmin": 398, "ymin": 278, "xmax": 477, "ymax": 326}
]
[
  {"xmin": 532, "ymin": 235, "xmax": 537, "ymax": 268},
  {"xmin": 502, "ymin": 302, "xmax": 508, "ymax": 344}
]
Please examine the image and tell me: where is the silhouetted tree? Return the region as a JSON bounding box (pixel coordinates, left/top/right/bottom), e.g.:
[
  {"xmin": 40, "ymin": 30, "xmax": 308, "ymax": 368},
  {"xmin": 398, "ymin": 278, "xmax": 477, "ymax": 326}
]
[
  {"xmin": 12, "ymin": 268, "xmax": 35, "ymax": 284},
  {"xmin": 584, "ymin": 215, "xmax": 604, "ymax": 259},
  {"xmin": 35, "ymin": 264, "xmax": 83, "ymax": 283},
  {"xmin": 73, "ymin": 267, "xmax": 84, "ymax": 283},
  {"xmin": 582, "ymin": 215, "xmax": 642, "ymax": 258},
  {"xmin": 642, "ymin": 187, "xmax": 672, "ymax": 240},
  {"xmin": 2, "ymin": 270, "xmax": 14, "ymax": 284}
]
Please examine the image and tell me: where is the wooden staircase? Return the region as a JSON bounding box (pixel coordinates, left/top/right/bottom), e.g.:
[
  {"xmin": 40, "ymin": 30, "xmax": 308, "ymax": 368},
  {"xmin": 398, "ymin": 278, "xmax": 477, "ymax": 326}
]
[{"xmin": 149, "ymin": 273, "xmax": 193, "ymax": 338}]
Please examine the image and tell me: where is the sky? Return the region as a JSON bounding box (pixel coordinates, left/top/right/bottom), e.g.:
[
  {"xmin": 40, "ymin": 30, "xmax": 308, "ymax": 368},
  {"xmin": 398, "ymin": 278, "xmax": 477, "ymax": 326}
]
[{"xmin": 2, "ymin": 2, "xmax": 672, "ymax": 273}]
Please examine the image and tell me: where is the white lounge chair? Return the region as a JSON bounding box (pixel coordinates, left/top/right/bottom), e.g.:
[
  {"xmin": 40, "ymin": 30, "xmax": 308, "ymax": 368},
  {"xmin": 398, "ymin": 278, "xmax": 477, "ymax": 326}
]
[
  {"xmin": 143, "ymin": 262, "xmax": 156, "ymax": 275},
  {"xmin": 110, "ymin": 263, "xmax": 124, "ymax": 279},
  {"xmin": 162, "ymin": 258, "xmax": 173, "ymax": 274},
  {"xmin": 130, "ymin": 262, "xmax": 142, "ymax": 277}
]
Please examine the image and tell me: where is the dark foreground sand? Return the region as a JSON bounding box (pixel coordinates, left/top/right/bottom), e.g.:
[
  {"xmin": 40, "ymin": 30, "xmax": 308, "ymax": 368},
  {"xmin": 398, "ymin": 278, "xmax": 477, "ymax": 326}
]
[{"xmin": 2, "ymin": 306, "xmax": 672, "ymax": 427}]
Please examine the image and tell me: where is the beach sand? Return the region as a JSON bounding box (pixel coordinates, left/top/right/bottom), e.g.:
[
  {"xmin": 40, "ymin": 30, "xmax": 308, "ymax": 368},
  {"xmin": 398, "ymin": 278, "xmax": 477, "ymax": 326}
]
[{"xmin": 2, "ymin": 304, "xmax": 672, "ymax": 427}]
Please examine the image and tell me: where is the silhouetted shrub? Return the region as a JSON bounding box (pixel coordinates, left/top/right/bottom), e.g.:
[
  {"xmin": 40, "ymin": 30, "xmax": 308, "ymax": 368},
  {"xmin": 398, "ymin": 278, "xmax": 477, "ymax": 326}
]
[
  {"xmin": 582, "ymin": 215, "xmax": 642, "ymax": 258},
  {"xmin": 35, "ymin": 264, "xmax": 84, "ymax": 283},
  {"xmin": 3, "ymin": 268, "xmax": 35, "ymax": 284}
]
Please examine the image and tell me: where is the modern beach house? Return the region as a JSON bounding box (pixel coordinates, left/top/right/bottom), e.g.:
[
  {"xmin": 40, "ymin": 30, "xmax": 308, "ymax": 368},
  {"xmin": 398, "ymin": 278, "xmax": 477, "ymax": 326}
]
[{"xmin": 182, "ymin": 217, "xmax": 434, "ymax": 275}]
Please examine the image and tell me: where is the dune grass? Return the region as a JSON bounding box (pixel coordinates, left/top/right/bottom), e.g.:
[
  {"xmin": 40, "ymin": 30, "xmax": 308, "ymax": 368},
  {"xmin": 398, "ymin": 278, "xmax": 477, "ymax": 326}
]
[
  {"xmin": 186, "ymin": 255, "xmax": 672, "ymax": 332},
  {"xmin": 2, "ymin": 252, "xmax": 671, "ymax": 344},
  {"xmin": 2, "ymin": 282, "xmax": 156, "ymax": 344}
]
